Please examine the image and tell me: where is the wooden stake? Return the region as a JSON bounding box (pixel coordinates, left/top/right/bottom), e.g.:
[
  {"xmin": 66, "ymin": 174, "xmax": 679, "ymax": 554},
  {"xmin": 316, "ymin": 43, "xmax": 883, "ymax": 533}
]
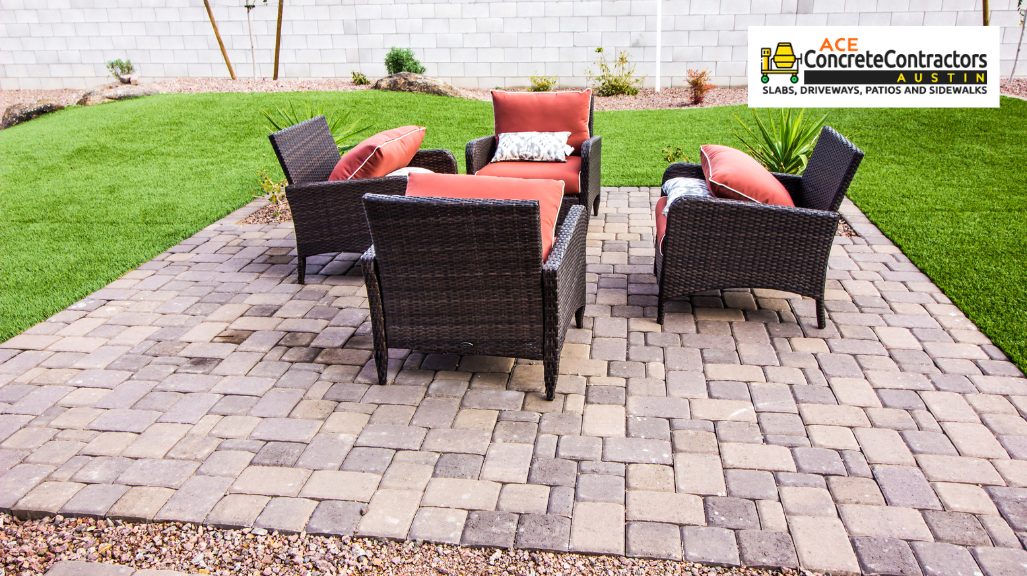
[
  {"xmin": 273, "ymin": 0, "xmax": 284, "ymax": 80},
  {"xmin": 204, "ymin": 0, "xmax": 236, "ymax": 80}
]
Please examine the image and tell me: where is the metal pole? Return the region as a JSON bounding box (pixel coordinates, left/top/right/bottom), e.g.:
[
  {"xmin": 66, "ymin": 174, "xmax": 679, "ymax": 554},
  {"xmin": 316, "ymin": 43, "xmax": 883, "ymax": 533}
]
[{"xmin": 655, "ymin": 0, "xmax": 662, "ymax": 92}]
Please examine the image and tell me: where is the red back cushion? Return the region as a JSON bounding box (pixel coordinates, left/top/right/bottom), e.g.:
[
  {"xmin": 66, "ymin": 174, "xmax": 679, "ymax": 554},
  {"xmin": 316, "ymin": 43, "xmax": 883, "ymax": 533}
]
[
  {"xmin": 329, "ymin": 126, "xmax": 426, "ymax": 181},
  {"xmin": 406, "ymin": 173, "xmax": 564, "ymax": 260},
  {"xmin": 492, "ymin": 90, "xmax": 591, "ymax": 153},
  {"xmin": 700, "ymin": 145, "xmax": 795, "ymax": 207}
]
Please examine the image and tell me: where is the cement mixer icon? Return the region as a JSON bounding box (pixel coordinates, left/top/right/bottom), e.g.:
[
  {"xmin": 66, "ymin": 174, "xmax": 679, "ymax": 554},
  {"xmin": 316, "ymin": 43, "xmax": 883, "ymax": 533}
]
[{"xmin": 760, "ymin": 42, "xmax": 800, "ymax": 84}]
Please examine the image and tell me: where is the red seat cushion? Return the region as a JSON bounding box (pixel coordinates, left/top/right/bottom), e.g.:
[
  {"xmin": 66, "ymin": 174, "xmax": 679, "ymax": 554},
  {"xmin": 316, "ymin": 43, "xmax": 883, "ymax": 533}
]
[
  {"xmin": 655, "ymin": 196, "xmax": 668, "ymax": 256},
  {"xmin": 700, "ymin": 145, "xmax": 795, "ymax": 207},
  {"xmin": 475, "ymin": 156, "xmax": 581, "ymax": 194},
  {"xmin": 329, "ymin": 126, "xmax": 426, "ymax": 181},
  {"xmin": 406, "ymin": 172, "xmax": 564, "ymax": 260},
  {"xmin": 492, "ymin": 90, "xmax": 591, "ymax": 153}
]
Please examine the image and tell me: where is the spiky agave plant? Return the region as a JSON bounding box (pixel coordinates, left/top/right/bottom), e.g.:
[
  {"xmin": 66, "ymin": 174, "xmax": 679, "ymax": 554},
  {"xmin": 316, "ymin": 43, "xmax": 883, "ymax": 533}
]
[
  {"xmin": 734, "ymin": 108, "xmax": 827, "ymax": 174},
  {"xmin": 262, "ymin": 103, "xmax": 371, "ymax": 152}
]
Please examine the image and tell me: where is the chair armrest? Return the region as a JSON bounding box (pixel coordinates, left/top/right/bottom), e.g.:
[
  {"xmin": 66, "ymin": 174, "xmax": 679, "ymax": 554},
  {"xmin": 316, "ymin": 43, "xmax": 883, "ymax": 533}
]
[
  {"xmin": 409, "ymin": 148, "xmax": 458, "ymax": 174},
  {"xmin": 285, "ymin": 178, "xmax": 407, "ymax": 254},
  {"xmin": 663, "ymin": 162, "xmax": 704, "ymax": 184},
  {"xmin": 542, "ymin": 205, "xmax": 588, "ymax": 346},
  {"xmin": 286, "ymin": 177, "xmax": 407, "ymax": 205},
  {"xmin": 580, "ymin": 135, "xmax": 602, "ymax": 211},
  {"xmin": 465, "ymin": 135, "xmax": 496, "ymax": 174}
]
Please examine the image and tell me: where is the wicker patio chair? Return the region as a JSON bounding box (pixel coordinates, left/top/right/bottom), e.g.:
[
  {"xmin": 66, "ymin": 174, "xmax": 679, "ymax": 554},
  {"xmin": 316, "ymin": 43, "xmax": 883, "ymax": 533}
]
[
  {"xmin": 655, "ymin": 126, "xmax": 864, "ymax": 328},
  {"xmin": 268, "ymin": 116, "xmax": 458, "ymax": 283},
  {"xmin": 465, "ymin": 94, "xmax": 602, "ymax": 217},
  {"xmin": 360, "ymin": 196, "xmax": 588, "ymax": 400}
]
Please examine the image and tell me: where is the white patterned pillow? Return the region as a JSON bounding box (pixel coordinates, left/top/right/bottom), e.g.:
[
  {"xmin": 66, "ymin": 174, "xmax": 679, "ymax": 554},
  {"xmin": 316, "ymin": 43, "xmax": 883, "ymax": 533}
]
[
  {"xmin": 661, "ymin": 177, "xmax": 712, "ymax": 215},
  {"xmin": 492, "ymin": 131, "xmax": 574, "ymax": 163}
]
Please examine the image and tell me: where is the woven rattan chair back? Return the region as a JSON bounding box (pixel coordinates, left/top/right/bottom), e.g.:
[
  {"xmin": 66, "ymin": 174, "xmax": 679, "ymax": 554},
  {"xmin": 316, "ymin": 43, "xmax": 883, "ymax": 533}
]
[
  {"xmin": 362, "ymin": 194, "xmax": 546, "ymax": 359},
  {"xmin": 798, "ymin": 126, "xmax": 864, "ymax": 212},
  {"xmin": 268, "ymin": 116, "xmax": 341, "ymax": 185}
]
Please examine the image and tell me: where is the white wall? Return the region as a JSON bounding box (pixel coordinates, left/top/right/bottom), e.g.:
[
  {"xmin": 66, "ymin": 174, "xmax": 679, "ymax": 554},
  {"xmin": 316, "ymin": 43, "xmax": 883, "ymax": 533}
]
[{"xmin": 0, "ymin": 0, "xmax": 1024, "ymax": 90}]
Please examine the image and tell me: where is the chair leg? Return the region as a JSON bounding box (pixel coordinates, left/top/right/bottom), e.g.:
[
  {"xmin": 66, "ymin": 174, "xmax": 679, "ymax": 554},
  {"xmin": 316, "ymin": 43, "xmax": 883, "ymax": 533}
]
[
  {"xmin": 543, "ymin": 357, "xmax": 559, "ymax": 401},
  {"xmin": 575, "ymin": 306, "xmax": 585, "ymax": 329},
  {"xmin": 373, "ymin": 343, "xmax": 389, "ymax": 386},
  {"xmin": 297, "ymin": 256, "xmax": 307, "ymax": 285},
  {"xmin": 592, "ymin": 194, "xmax": 600, "ymax": 216},
  {"xmin": 657, "ymin": 300, "xmax": 665, "ymax": 325},
  {"xmin": 816, "ymin": 297, "xmax": 826, "ymax": 329}
]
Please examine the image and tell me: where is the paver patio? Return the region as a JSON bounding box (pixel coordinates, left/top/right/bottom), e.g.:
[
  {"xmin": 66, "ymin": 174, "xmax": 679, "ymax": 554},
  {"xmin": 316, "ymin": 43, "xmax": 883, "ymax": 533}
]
[{"xmin": 2, "ymin": 187, "xmax": 1026, "ymax": 575}]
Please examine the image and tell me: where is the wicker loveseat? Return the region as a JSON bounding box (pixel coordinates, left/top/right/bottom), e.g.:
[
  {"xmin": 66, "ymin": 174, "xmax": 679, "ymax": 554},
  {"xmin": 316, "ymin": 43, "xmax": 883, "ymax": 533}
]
[
  {"xmin": 268, "ymin": 116, "xmax": 458, "ymax": 283},
  {"xmin": 654, "ymin": 126, "xmax": 864, "ymax": 328},
  {"xmin": 360, "ymin": 195, "xmax": 588, "ymax": 400}
]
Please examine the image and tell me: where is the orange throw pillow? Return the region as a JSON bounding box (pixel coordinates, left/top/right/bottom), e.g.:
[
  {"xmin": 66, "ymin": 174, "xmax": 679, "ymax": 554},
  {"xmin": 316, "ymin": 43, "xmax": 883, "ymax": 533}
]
[
  {"xmin": 329, "ymin": 126, "xmax": 426, "ymax": 181},
  {"xmin": 700, "ymin": 145, "xmax": 795, "ymax": 207},
  {"xmin": 406, "ymin": 172, "xmax": 564, "ymax": 260},
  {"xmin": 492, "ymin": 90, "xmax": 591, "ymax": 153}
]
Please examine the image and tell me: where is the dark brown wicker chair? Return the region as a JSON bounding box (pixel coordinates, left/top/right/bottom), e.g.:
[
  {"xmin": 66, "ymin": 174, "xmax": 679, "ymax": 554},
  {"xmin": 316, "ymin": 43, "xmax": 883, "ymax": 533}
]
[
  {"xmin": 268, "ymin": 116, "xmax": 458, "ymax": 283},
  {"xmin": 655, "ymin": 126, "xmax": 864, "ymax": 328},
  {"xmin": 360, "ymin": 196, "xmax": 588, "ymax": 400},
  {"xmin": 465, "ymin": 96, "xmax": 602, "ymax": 217}
]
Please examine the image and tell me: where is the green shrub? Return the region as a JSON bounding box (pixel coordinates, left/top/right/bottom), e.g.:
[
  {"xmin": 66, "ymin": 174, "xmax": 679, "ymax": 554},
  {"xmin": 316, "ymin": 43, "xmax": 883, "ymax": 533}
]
[
  {"xmin": 262, "ymin": 103, "xmax": 371, "ymax": 152},
  {"xmin": 686, "ymin": 68, "xmax": 715, "ymax": 105},
  {"xmin": 106, "ymin": 59, "xmax": 134, "ymax": 82},
  {"xmin": 351, "ymin": 71, "xmax": 370, "ymax": 85},
  {"xmin": 384, "ymin": 47, "xmax": 426, "ymax": 75},
  {"xmin": 734, "ymin": 109, "xmax": 827, "ymax": 174},
  {"xmin": 256, "ymin": 168, "xmax": 287, "ymax": 205},
  {"xmin": 588, "ymin": 47, "xmax": 641, "ymax": 97},
  {"xmin": 662, "ymin": 146, "xmax": 689, "ymax": 164},
  {"xmin": 529, "ymin": 75, "xmax": 558, "ymax": 92}
]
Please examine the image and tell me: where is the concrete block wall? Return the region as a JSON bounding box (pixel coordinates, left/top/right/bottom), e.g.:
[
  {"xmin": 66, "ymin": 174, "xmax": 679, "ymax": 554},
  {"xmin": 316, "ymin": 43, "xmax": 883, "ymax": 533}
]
[{"xmin": 0, "ymin": 0, "xmax": 1024, "ymax": 90}]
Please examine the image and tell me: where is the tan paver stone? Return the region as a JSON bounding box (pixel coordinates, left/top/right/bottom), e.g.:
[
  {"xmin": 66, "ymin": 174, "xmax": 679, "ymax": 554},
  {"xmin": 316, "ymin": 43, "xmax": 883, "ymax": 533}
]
[
  {"xmin": 581, "ymin": 404, "xmax": 625, "ymax": 437},
  {"xmin": 940, "ymin": 422, "xmax": 1009, "ymax": 459},
  {"xmin": 827, "ymin": 476, "xmax": 886, "ymax": 506},
  {"xmin": 108, "ymin": 487, "xmax": 174, "ymax": 521},
  {"xmin": 672, "ymin": 429, "xmax": 719, "ymax": 453},
  {"xmin": 379, "ymin": 462, "xmax": 433, "ymax": 491},
  {"xmin": 409, "ymin": 507, "xmax": 467, "ymax": 544},
  {"xmin": 993, "ymin": 459, "xmax": 1027, "ymax": 487},
  {"xmin": 720, "ymin": 443, "xmax": 796, "ymax": 472},
  {"xmin": 690, "ymin": 399, "xmax": 756, "ymax": 422},
  {"xmin": 799, "ymin": 404, "xmax": 870, "ymax": 427},
  {"xmin": 206, "ymin": 494, "xmax": 271, "ymax": 528},
  {"xmin": 919, "ymin": 391, "xmax": 979, "ymax": 423},
  {"xmin": 480, "ymin": 442, "xmax": 533, "ymax": 483},
  {"xmin": 498, "ymin": 483, "xmax": 550, "ymax": 514},
  {"xmin": 807, "ymin": 425, "xmax": 859, "ymax": 450},
  {"xmin": 838, "ymin": 504, "xmax": 934, "ymax": 541},
  {"xmin": 757, "ymin": 500, "xmax": 787, "ymax": 532},
  {"xmin": 932, "ymin": 482, "xmax": 999, "ymax": 515},
  {"xmin": 780, "ymin": 486, "xmax": 837, "ymax": 517},
  {"xmin": 357, "ymin": 489, "xmax": 421, "ymax": 538},
  {"xmin": 299, "ymin": 470, "xmax": 380, "ymax": 502},
  {"xmin": 626, "ymin": 491, "xmax": 704, "ymax": 525},
  {"xmin": 231, "ymin": 466, "xmax": 311, "ymax": 497},
  {"xmin": 422, "ymin": 478, "xmax": 501, "ymax": 511},
  {"xmin": 322, "ymin": 411, "xmax": 370, "ymax": 435},
  {"xmin": 854, "ymin": 427, "xmax": 916, "ymax": 465},
  {"xmin": 789, "ymin": 516, "xmax": 860, "ymax": 574},
  {"xmin": 829, "ymin": 378, "xmax": 882, "ymax": 408},
  {"xmin": 570, "ymin": 502, "xmax": 625, "ymax": 555},
  {"xmin": 674, "ymin": 453, "xmax": 726, "ymax": 495},
  {"xmin": 626, "ymin": 464, "xmax": 675, "ymax": 492},
  {"xmin": 916, "ymin": 454, "xmax": 1004, "ymax": 485},
  {"xmin": 706, "ymin": 363, "xmax": 765, "ymax": 382},
  {"xmin": 15, "ymin": 481, "xmax": 84, "ymax": 517}
]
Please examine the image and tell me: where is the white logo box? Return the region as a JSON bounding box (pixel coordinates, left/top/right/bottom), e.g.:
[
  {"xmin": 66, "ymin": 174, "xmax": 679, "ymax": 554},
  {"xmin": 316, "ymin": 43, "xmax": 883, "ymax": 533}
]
[{"xmin": 747, "ymin": 26, "xmax": 1001, "ymax": 108}]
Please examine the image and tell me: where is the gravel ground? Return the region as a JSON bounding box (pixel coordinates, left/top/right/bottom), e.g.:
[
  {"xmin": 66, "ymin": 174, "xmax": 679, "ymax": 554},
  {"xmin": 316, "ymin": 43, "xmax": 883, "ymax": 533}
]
[
  {"xmin": 0, "ymin": 89, "xmax": 81, "ymax": 113},
  {"xmin": 1, "ymin": 514, "xmax": 808, "ymax": 576},
  {"xmin": 1000, "ymin": 78, "xmax": 1027, "ymax": 99},
  {"xmin": 461, "ymin": 86, "xmax": 748, "ymax": 110}
]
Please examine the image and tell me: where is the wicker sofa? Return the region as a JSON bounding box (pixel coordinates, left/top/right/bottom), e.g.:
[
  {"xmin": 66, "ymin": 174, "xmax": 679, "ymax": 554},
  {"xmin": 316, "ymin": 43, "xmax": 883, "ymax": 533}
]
[
  {"xmin": 465, "ymin": 93, "xmax": 602, "ymax": 217},
  {"xmin": 360, "ymin": 196, "xmax": 588, "ymax": 400},
  {"xmin": 268, "ymin": 116, "xmax": 458, "ymax": 283},
  {"xmin": 655, "ymin": 126, "xmax": 864, "ymax": 328}
]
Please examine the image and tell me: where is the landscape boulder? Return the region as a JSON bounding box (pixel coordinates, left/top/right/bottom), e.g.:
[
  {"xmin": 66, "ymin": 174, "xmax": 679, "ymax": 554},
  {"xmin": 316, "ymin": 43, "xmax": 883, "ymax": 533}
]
[
  {"xmin": 1, "ymin": 100, "xmax": 64, "ymax": 129},
  {"xmin": 373, "ymin": 72, "xmax": 463, "ymax": 98},
  {"xmin": 77, "ymin": 84, "xmax": 156, "ymax": 106}
]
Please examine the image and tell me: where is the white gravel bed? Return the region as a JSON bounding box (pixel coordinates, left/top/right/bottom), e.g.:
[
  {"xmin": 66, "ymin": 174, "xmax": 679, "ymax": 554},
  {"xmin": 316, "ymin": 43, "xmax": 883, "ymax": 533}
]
[{"xmin": 1, "ymin": 513, "xmax": 809, "ymax": 576}]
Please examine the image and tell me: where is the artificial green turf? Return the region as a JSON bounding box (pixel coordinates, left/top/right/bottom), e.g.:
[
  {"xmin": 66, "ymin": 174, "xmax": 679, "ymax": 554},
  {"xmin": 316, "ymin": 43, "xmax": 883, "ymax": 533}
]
[{"xmin": 1, "ymin": 91, "xmax": 1024, "ymax": 372}]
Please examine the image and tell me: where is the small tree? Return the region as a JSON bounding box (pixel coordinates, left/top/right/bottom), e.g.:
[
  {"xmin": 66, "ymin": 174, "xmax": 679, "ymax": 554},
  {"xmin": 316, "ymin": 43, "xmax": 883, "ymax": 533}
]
[
  {"xmin": 203, "ymin": 0, "xmax": 236, "ymax": 79},
  {"xmin": 1013, "ymin": 0, "xmax": 1026, "ymax": 81}
]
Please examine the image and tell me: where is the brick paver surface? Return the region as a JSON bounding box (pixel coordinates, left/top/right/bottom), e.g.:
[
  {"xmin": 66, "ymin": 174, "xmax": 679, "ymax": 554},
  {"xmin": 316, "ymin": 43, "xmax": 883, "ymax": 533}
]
[{"xmin": 4, "ymin": 189, "xmax": 1027, "ymax": 575}]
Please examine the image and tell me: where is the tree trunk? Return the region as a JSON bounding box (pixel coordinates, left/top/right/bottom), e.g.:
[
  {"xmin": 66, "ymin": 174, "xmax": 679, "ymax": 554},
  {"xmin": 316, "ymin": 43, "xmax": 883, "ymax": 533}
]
[
  {"xmin": 273, "ymin": 0, "xmax": 284, "ymax": 80},
  {"xmin": 246, "ymin": 8, "xmax": 257, "ymax": 78},
  {"xmin": 1013, "ymin": 18, "xmax": 1026, "ymax": 81},
  {"xmin": 203, "ymin": 0, "xmax": 236, "ymax": 80},
  {"xmin": 983, "ymin": 0, "xmax": 990, "ymax": 25}
]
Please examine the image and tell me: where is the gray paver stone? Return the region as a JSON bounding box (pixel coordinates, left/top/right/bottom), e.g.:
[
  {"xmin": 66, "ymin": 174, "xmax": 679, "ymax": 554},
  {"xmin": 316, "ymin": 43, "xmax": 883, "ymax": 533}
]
[
  {"xmin": 305, "ymin": 500, "xmax": 365, "ymax": 536},
  {"xmin": 461, "ymin": 510, "xmax": 518, "ymax": 548},
  {"xmin": 852, "ymin": 536, "xmax": 924, "ymax": 576},
  {"xmin": 515, "ymin": 513, "xmax": 570, "ymax": 551},
  {"xmin": 737, "ymin": 530, "xmax": 799, "ymax": 569},
  {"xmin": 682, "ymin": 526, "xmax": 740, "ymax": 566}
]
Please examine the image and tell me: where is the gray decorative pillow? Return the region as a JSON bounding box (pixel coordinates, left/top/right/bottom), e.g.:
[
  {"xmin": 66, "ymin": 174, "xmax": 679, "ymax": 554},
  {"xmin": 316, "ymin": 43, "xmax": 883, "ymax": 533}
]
[
  {"xmin": 492, "ymin": 131, "xmax": 574, "ymax": 163},
  {"xmin": 661, "ymin": 177, "xmax": 712, "ymax": 214}
]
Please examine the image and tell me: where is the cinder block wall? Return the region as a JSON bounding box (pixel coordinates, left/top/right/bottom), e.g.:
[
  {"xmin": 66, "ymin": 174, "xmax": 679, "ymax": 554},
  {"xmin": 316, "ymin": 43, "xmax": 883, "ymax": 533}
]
[{"xmin": 0, "ymin": 0, "xmax": 1023, "ymax": 90}]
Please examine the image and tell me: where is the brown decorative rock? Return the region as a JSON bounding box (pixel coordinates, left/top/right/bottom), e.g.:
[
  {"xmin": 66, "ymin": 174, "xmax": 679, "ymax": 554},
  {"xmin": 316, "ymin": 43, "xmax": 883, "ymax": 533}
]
[
  {"xmin": 77, "ymin": 84, "xmax": 156, "ymax": 106},
  {"xmin": 1, "ymin": 99, "xmax": 63, "ymax": 129},
  {"xmin": 372, "ymin": 72, "xmax": 463, "ymax": 98}
]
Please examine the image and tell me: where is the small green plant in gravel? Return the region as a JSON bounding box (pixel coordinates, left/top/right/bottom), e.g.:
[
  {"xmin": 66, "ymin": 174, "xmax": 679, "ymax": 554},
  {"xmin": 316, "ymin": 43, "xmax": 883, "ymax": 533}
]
[
  {"xmin": 588, "ymin": 47, "xmax": 641, "ymax": 97},
  {"xmin": 734, "ymin": 108, "xmax": 826, "ymax": 174},
  {"xmin": 530, "ymin": 75, "xmax": 558, "ymax": 92},
  {"xmin": 385, "ymin": 47, "xmax": 426, "ymax": 75},
  {"xmin": 106, "ymin": 59, "xmax": 134, "ymax": 83},
  {"xmin": 351, "ymin": 71, "xmax": 370, "ymax": 86},
  {"xmin": 662, "ymin": 146, "xmax": 690, "ymax": 164},
  {"xmin": 687, "ymin": 68, "xmax": 715, "ymax": 105}
]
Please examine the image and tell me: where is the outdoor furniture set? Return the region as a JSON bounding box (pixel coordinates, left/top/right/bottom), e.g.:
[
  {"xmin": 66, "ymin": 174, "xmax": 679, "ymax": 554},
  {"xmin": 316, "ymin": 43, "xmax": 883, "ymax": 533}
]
[{"xmin": 269, "ymin": 89, "xmax": 863, "ymax": 398}]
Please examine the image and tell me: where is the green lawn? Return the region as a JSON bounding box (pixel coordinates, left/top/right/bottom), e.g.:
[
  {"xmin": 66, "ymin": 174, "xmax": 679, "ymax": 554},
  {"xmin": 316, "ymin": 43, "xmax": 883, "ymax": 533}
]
[{"xmin": 1, "ymin": 91, "xmax": 1024, "ymax": 371}]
